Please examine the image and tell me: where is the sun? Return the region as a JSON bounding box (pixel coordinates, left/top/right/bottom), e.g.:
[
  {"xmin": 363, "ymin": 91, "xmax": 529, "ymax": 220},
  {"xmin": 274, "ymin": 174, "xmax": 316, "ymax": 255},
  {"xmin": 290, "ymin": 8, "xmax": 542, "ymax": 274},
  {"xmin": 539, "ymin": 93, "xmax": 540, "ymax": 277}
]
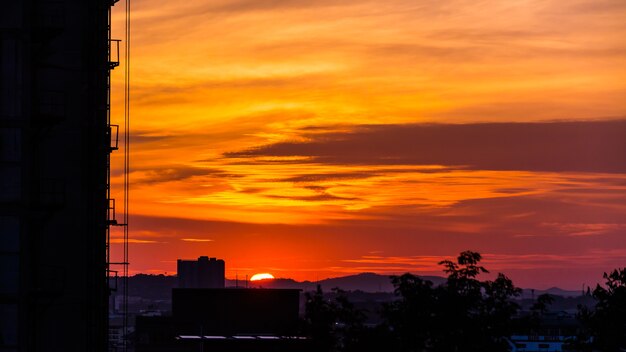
[{"xmin": 250, "ymin": 273, "xmax": 275, "ymax": 281}]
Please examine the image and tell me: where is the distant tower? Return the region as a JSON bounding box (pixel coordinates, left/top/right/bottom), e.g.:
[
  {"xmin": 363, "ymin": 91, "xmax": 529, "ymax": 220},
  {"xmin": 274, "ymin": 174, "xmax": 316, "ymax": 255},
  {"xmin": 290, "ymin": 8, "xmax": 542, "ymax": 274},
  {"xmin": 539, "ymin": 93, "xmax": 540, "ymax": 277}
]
[{"xmin": 177, "ymin": 256, "xmax": 226, "ymax": 288}]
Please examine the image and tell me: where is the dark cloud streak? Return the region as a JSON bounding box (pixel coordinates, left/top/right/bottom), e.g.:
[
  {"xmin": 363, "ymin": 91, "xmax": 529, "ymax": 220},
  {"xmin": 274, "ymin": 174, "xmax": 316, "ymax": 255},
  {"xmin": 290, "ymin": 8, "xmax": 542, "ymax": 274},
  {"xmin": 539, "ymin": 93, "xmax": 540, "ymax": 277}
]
[
  {"xmin": 137, "ymin": 166, "xmax": 229, "ymax": 184},
  {"xmin": 226, "ymin": 120, "xmax": 626, "ymax": 173}
]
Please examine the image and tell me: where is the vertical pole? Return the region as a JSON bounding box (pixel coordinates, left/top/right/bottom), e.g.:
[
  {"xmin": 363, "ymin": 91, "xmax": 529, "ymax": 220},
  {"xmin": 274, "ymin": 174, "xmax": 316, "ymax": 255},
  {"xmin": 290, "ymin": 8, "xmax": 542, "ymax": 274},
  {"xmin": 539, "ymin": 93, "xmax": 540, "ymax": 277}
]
[{"xmin": 122, "ymin": 0, "xmax": 131, "ymax": 350}]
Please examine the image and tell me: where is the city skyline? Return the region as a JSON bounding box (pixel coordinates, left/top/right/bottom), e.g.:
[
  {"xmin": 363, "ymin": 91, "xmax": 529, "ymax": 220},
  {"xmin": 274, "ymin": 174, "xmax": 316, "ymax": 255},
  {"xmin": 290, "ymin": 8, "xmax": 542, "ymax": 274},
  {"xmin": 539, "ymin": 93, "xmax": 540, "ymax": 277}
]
[{"xmin": 108, "ymin": 0, "xmax": 626, "ymax": 289}]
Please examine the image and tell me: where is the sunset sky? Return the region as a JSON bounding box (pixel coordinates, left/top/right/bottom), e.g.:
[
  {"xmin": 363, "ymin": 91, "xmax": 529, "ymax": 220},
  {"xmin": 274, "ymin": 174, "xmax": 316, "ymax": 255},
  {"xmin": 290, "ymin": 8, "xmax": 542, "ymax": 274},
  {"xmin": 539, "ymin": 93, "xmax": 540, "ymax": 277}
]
[{"xmin": 109, "ymin": 0, "xmax": 626, "ymax": 289}]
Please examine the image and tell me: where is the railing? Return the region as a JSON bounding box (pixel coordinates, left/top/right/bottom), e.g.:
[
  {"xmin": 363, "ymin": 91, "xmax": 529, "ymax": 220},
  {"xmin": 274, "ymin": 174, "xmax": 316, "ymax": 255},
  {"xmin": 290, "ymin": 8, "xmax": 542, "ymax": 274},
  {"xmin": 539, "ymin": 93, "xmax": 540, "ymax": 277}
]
[
  {"xmin": 108, "ymin": 125, "xmax": 119, "ymax": 151},
  {"xmin": 108, "ymin": 270, "xmax": 119, "ymax": 292},
  {"xmin": 109, "ymin": 39, "xmax": 121, "ymax": 69},
  {"xmin": 107, "ymin": 198, "xmax": 117, "ymax": 225}
]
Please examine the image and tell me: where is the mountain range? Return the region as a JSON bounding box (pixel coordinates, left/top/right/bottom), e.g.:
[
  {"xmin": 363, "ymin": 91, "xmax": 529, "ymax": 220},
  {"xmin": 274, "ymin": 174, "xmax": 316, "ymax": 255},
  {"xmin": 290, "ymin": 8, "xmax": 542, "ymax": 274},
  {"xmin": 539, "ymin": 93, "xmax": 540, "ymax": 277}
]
[
  {"xmin": 122, "ymin": 272, "xmax": 583, "ymax": 300},
  {"xmin": 234, "ymin": 272, "xmax": 582, "ymax": 298}
]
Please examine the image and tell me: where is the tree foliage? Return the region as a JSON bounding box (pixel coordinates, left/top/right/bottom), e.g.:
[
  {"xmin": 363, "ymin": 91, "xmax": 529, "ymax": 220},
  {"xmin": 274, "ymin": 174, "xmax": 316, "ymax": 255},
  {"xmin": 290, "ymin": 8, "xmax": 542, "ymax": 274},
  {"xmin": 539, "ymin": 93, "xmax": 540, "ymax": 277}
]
[
  {"xmin": 384, "ymin": 250, "xmax": 521, "ymax": 352},
  {"xmin": 304, "ymin": 285, "xmax": 368, "ymax": 352},
  {"xmin": 304, "ymin": 285, "xmax": 337, "ymax": 351},
  {"xmin": 531, "ymin": 293, "xmax": 554, "ymax": 317},
  {"xmin": 303, "ymin": 251, "xmax": 626, "ymax": 352},
  {"xmin": 579, "ymin": 268, "xmax": 626, "ymax": 351},
  {"xmin": 384, "ymin": 274, "xmax": 437, "ymax": 351}
]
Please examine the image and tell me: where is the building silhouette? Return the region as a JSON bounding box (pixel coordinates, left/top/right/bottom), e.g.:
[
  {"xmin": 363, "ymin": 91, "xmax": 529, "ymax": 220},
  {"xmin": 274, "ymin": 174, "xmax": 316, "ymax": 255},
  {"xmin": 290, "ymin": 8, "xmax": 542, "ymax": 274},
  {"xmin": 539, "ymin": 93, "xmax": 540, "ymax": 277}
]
[
  {"xmin": 177, "ymin": 256, "xmax": 225, "ymax": 289},
  {"xmin": 1, "ymin": 0, "xmax": 125, "ymax": 350},
  {"xmin": 135, "ymin": 288, "xmax": 310, "ymax": 352}
]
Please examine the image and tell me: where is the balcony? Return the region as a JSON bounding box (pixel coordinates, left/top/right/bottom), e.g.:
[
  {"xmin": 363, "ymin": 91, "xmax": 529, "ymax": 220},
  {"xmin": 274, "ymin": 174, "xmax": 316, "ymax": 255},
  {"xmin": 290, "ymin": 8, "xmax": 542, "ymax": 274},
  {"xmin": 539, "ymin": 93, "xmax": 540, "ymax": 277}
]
[
  {"xmin": 108, "ymin": 125, "xmax": 119, "ymax": 152},
  {"xmin": 109, "ymin": 39, "xmax": 121, "ymax": 69}
]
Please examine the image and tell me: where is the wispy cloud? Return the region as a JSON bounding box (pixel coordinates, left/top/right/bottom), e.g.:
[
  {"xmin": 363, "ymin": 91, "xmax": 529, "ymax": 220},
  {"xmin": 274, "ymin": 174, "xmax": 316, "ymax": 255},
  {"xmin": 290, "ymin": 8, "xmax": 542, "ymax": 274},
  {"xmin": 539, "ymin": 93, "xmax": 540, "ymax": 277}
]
[
  {"xmin": 110, "ymin": 239, "xmax": 162, "ymax": 244},
  {"xmin": 338, "ymin": 251, "xmax": 626, "ymax": 273},
  {"xmin": 136, "ymin": 166, "xmax": 225, "ymax": 184},
  {"xmin": 181, "ymin": 238, "xmax": 214, "ymax": 242},
  {"xmin": 541, "ymin": 222, "xmax": 626, "ymax": 237}
]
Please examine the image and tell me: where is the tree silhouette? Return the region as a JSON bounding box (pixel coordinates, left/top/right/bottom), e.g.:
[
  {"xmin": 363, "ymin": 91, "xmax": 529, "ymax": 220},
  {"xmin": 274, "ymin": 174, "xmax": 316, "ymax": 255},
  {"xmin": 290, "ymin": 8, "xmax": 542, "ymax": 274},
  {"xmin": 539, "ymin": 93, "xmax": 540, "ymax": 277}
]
[
  {"xmin": 305, "ymin": 285, "xmax": 337, "ymax": 351},
  {"xmin": 526, "ymin": 293, "xmax": 556, "ymax": 334},
  {"xmin": 579, "ymin": 268, "xmax": 626, "ymax": 351},
  {"xmin": 531, "ymin": 293, "xmax": 554, "ymax": 317},
  {"xmin": 480, "ymin": 273, "xmax": 522, "ymax": 345},
  {"xmin": 384, "ymin": 274, "xmax": 437, "ymax": 351},
  {"xmin": 304, "ymin": 285, "xmax": 369, "ymax": 352},
  {"xmin": 332, "ymin": 288, "xmax": 368, "ymax": 352},
  {"xmin": 385, "ymin": 250, "xmax": 521, "ymax": 352},
  {"xmin": 303, "ymin": 252, "xmax": 626, "ymax": 352}
]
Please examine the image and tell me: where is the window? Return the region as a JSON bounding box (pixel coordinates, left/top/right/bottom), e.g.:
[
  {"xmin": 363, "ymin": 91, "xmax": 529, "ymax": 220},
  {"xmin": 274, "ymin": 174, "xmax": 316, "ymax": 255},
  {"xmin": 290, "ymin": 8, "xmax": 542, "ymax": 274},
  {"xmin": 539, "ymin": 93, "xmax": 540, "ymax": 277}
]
[
  {"xmin": 1, "ymin": 36, "xmax": 21, "ymax": 119},
  {"xmin": 0, "ymin": 216, "xmax": 19, "ymax": 252},
  {"xmin": 0, "ymin": 166, "xmax": 20, "ymax": 202},
  {"xmin": 0, "ymin": 255, "xmax": 18, "ymax": 295},
  {"xmin": 0, "ymin": 304, "xmax": 18, "ymax": 348},
  {"xmin": 0, "ymin": 128, "xmax": 21, "ymax": 162}
]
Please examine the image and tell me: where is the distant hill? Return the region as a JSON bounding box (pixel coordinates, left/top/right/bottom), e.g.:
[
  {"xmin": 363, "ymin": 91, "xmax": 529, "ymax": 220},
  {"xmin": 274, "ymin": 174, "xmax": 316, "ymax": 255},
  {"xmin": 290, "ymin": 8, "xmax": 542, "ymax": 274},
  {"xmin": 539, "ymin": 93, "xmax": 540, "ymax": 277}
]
[
  {"xmin": 231, "ymin": 273, "xmax": 447, "ymax": 292},
  {"xmin": 316, "ymin": 272, "xmax": 446, "ymax": 292},
  {"xmin": 227, "ymin": 277, "xmax": 309, "ymax": 290},
  {"xmin": 120, "ymin": 272, "xmax": 584, "ymax": 301},
  {"xmin": 520, "ymin": 287, "xmax": 583, "ymax": 299}
]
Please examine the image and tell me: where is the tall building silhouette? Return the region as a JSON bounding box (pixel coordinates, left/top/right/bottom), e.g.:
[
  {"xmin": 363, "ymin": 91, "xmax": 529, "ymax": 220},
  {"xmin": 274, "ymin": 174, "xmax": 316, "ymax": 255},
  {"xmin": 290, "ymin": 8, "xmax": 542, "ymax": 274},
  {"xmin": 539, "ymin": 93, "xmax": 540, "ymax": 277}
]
[
  {"xmin": 177, "ymin": 257, "xmax": 226, "ymax": 289},
  {"xmin": 1, "ymin": 0, "xmax": 125, "ymax": 350}
]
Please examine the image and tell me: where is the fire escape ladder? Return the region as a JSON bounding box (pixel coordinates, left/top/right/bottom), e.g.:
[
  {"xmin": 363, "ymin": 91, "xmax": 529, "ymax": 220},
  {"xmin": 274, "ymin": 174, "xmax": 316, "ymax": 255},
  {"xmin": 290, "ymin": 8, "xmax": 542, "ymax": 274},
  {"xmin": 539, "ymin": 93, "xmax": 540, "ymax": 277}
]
[{"xmin": 105, "ymin": 0, "xmax": 131, "ymax": 350}]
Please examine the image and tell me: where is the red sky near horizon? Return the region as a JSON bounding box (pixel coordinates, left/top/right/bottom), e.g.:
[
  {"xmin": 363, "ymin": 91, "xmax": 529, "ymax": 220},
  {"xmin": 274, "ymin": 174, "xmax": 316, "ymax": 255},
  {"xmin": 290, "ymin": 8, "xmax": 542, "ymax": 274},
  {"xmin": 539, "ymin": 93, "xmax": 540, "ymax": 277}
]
[{"xmin": 109, "ymin": 0, "xmax": 626, "ymax": 290}]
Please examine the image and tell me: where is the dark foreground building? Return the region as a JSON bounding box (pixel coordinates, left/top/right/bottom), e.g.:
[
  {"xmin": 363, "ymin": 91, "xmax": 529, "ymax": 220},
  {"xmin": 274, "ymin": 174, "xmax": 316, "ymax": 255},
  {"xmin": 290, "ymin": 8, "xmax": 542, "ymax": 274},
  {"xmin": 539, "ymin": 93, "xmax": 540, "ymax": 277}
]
[
  {"xmin": 136, "ymin": 288, "xmax": 312, "ymax": 352},
  {"xmin": 1, "ymin": 0, "xmax": 119, "ymax": 350}
]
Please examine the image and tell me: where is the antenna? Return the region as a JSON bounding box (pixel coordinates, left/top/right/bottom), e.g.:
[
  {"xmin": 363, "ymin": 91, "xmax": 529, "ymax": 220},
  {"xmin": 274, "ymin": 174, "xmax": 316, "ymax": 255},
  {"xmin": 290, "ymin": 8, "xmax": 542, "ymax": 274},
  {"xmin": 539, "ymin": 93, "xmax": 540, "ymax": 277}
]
[
  {"xmin": 245, "ymin": 275, "xmax": 248, "ymax": 288},
  {"xmin": 236, "ymin": 273, "xmax": 238, "ymax": 288}
]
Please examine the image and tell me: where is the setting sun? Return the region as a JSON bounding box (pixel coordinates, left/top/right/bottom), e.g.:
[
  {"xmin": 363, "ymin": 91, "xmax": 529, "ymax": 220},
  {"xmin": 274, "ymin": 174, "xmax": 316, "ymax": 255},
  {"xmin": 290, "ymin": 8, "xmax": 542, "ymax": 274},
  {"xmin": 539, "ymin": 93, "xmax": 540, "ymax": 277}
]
[{"xmin": 250, "ymin": 273, "xmax": 275, "ymax": 281}]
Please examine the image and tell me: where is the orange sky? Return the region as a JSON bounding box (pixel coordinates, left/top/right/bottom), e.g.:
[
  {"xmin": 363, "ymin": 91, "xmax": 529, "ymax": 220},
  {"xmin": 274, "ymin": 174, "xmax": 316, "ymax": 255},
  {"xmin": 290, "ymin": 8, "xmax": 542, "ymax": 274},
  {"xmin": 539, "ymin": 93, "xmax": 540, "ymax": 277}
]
[{"xmin": 109, "ymin": 0, "xmax": 626, "ymax": 289}]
